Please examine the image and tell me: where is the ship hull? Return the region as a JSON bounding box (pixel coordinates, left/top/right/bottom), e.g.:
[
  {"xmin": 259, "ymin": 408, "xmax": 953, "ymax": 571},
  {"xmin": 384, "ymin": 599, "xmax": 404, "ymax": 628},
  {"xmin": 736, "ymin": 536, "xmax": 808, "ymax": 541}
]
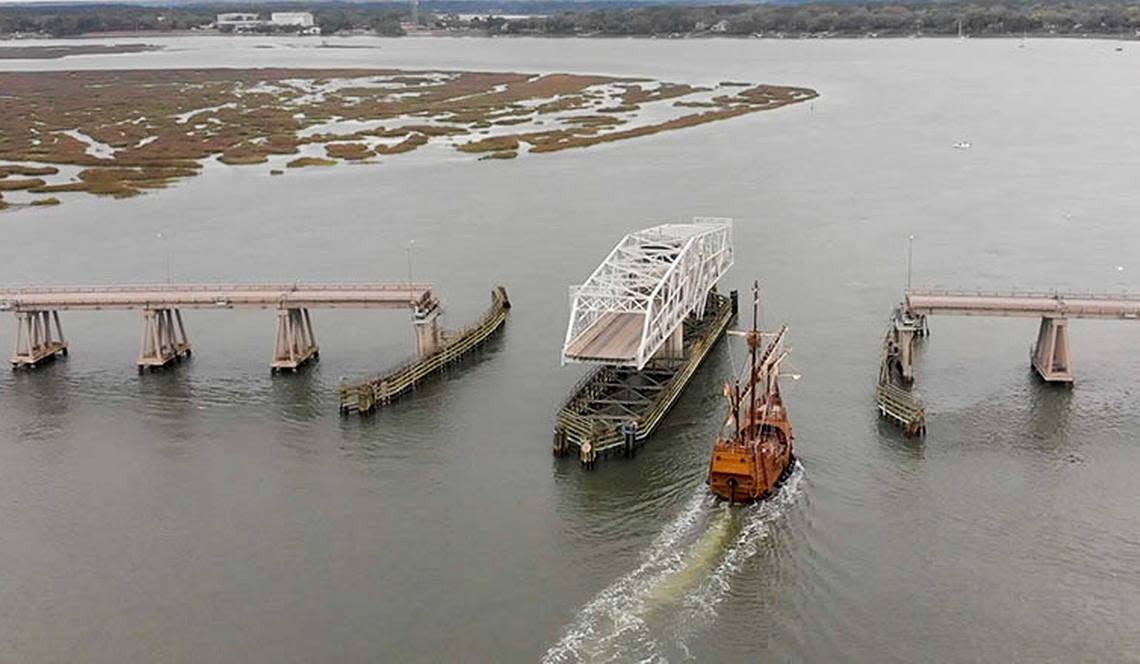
[{"xmin": 707, "ymin": 444, "xmax": 795, "ymax": 504}]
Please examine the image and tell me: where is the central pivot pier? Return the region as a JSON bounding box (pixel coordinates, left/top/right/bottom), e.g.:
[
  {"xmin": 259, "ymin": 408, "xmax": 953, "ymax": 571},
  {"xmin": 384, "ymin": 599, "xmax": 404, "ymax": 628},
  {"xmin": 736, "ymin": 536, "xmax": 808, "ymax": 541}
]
[{"xmin": 553, "ymin": 218, "xmax": 736, "ymax": 467}]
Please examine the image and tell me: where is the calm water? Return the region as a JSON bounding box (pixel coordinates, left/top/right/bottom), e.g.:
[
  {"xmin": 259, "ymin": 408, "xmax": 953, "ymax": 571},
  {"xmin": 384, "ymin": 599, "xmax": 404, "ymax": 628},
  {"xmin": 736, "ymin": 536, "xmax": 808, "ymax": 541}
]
[{"xmin": 2, "ymin": 36, "xmax": 1139, "ymax": 662}]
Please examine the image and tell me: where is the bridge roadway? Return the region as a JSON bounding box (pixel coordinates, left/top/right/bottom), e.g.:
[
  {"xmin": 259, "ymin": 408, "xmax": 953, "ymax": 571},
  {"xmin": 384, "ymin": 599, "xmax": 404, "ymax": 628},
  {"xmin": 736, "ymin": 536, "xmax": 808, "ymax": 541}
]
[
  {"xmin": 2, "ymin": 282, "xmax": 442, "ymax": 372},
  {"xmin": 905, "ymin": 289, "xmax": 1140, "ymax": 319},
  {"xmin": 897, "ymin": 288, "xmax": 1140, "ymax": 384},
  {"xmin": 561, "ymin": 220, "xmax": 734, "ymax": 369},
  {"xmin": 562, "ymin": 312, "xmax": 643, "ymax": 364},
  {"xmin": 0, "ymin": 283, "xmax": 435, "ymax": 311}
]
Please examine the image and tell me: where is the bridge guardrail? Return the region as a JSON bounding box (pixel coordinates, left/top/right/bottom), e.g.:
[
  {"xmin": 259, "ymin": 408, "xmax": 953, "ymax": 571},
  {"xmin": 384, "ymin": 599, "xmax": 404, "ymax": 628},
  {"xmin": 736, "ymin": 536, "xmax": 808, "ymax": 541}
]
[
  {"xmin": 906, "ymin": 287, "xmax": 1140, "ymax": 301},
  {"xmin": 0, "ymin": 282, "xmax": 435, "ymax": 295}
]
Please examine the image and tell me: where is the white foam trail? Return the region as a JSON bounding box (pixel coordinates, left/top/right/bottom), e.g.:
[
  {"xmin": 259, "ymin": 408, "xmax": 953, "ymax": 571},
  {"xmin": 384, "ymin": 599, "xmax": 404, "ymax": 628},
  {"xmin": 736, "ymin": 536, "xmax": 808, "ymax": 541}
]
[
  {"xmin": 543, "ymin": 463, "xmax": 806, "ymax": 664},
  {"xmin": 668, "ymin": 464, "xmax": 806, "ymax": 650},
  {"xmin": 542, "ymin": 490, "xmax": 715, "ymax": 663}
]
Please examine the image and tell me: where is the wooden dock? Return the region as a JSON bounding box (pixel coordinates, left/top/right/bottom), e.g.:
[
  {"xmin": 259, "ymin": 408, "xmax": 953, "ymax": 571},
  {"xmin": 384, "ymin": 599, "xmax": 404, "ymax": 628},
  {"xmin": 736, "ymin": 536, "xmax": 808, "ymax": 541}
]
[
  {"xmin": 553, "ymin": 290, "xmax": 736, "ymax": 465},
  {"xmin": 876, "ymin": 381, "xmax": 926, "ymax": 435},
  {"xmin": 876, "ymin": 320, "xmax": 926, "ymax": 436},
  {"xmin": 338, "ymin": 287, "xmax": 510, "ymax": 415}
]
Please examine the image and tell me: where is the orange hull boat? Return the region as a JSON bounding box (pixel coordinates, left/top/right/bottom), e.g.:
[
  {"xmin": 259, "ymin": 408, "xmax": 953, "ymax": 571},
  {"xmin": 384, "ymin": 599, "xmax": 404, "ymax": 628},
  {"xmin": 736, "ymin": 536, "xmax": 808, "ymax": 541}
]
[
  {"xmin": 707, "ymin": 386, "xmax": 794, "ymax": 503},
  {"xmin": 707, "ymin": 286, "xmax": 795, "ymax": 504}
]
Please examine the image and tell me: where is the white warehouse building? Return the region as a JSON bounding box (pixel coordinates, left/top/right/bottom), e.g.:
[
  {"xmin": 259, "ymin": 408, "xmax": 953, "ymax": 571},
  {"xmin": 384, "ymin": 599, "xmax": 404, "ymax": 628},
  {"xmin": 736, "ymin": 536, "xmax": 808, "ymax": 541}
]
[
  {"xmin": 270, "ymin": 12, "xmax": 315, "ymax": 27},
  {"xmin": 216, "ymin": 13, "xmax": 262, "ymax": 29}
]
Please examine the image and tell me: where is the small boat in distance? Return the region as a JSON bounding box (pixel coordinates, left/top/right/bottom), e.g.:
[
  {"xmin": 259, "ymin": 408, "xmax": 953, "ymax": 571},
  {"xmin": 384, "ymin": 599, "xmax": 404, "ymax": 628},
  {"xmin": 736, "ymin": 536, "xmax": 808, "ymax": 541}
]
[
  {"xmin": 953, "ymin": 140, "xmax": 972, "ymax": 150},
  {"xmin": 707, "ymin": 283, "xmax": 795, "ymax": 504}
]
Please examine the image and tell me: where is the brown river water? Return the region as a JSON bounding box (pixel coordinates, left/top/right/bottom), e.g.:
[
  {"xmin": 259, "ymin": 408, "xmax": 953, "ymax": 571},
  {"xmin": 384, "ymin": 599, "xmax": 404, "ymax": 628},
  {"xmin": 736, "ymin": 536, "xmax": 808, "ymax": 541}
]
[{"xmin": 1, "ymin": 35, "xmax": 1139, "ymax": 662}]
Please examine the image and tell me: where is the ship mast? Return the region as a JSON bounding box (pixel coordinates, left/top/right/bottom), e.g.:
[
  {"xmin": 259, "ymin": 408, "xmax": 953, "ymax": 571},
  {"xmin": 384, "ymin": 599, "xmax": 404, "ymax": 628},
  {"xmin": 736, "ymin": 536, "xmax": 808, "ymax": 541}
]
[{"xmin": 748, "ymin": 281, "xmax": 760, "ymax": 440}]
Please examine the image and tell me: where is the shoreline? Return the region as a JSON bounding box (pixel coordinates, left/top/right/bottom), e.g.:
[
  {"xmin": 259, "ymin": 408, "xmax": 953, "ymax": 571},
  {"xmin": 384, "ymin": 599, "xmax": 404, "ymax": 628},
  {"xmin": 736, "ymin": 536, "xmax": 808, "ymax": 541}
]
[{"xmin": 1, "ymin": 30, "xmax": 1139, "ymax": 43}]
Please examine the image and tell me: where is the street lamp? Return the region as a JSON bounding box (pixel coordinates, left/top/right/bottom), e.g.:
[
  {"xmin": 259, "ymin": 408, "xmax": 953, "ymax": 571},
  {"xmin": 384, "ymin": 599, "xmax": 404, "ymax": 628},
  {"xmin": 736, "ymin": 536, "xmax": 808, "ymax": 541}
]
[
  {"xmin": 156, "ymin": 232, "xmax": 170, "ymax": 284},
  {"xmin": 906, "ymin": 234, "xmax": 915, "ymax": 291},
  {"xmin": 406, "ymin": 239, "xmax": 415, "ymax": 285}
]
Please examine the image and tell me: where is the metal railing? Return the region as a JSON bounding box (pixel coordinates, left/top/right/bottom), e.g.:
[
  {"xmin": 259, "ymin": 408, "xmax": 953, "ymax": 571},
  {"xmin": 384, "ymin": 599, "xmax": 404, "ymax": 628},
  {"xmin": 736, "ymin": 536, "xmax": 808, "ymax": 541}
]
[
  {"xmin": 0, "ymin": 282, "xmax": 434, "ymax": 295},
  {"xmin": 907, "ymin": 287, "xmax": 1140, "ymax": 301}
]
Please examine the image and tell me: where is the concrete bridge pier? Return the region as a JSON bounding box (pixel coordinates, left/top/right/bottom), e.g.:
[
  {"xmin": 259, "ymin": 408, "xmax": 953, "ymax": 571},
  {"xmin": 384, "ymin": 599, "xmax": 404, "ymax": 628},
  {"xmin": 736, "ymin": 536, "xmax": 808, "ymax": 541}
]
[
  {"xmin": 138, "ymin": 308, "xmax": 191, "ymax": 370},
  {"xmin": 656, "ymin": 324, "xmax": 684, "ymax": 360},
  {"xmin": 271, "ymin": 307, "xmax": 318, "ymax": 373},
  {"xmin": 413, "ymin": 302, "xmax": 442, "ymax": 358},
  {"xmin": 1032, "ymin": 316, "xmax": 1073, "ymax": 383},
  {"xmin": 892, "ymin": 308, "xmax": 925, "ymax": 383},
  {"xmin": 661, "ymin": 326, "xmax": 684, "ymax": 358},
  {"xmin": 10, "ymin": 310, "xmax": 68, "ymax": 369},
  {"xmin": 895, "ymin": 327, "xmax": 915, "ymax": 383}
]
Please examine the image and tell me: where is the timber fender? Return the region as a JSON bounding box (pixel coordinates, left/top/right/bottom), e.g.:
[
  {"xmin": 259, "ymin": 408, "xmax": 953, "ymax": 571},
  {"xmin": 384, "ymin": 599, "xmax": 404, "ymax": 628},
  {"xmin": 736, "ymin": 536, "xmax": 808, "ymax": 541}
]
[{"xmin": 338, "ymin": 286, "xmax": 510, "ymax": 415}]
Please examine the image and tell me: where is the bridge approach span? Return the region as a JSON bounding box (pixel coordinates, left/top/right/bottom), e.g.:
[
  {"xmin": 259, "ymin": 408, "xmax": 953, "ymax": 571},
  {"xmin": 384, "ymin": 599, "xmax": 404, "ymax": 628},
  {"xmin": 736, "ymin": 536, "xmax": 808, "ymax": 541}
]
[
  {"xmin": 894, "ymin": 288, "xmax": 1140, "ymax": 384},
  {"xmin": 906, "ymin": 290, "xmax": 1140, "ymax": 320},
  {"xmin": 0, "ymin": 283, "xmax": 435, "ymax": 312},
  {"xmin": 1, "ymin": 282, "xmax": 443, "ymax": 372}
]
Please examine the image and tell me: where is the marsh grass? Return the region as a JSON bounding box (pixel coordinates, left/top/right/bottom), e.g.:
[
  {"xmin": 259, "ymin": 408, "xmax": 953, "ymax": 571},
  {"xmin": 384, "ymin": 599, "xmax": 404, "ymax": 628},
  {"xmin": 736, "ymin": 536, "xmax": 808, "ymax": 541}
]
[
  {"xmin": 0, "ymin": 70, "xmax": 816, "ymax": 208},
  {"xmin": 325, "ymin": 142, "xmax": 374, "ymax": 160},
  {"xmin": 287, "ymin": 157, "xmax": 338, "ymax": 168}
]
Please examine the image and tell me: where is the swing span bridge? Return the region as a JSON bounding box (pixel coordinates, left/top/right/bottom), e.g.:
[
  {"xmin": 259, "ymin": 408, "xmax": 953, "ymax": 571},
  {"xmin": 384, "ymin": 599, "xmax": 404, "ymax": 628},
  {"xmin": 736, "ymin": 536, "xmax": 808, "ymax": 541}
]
[{"xmin": 554, "ymin": 219, "xmax": 737, "ymax": 466}]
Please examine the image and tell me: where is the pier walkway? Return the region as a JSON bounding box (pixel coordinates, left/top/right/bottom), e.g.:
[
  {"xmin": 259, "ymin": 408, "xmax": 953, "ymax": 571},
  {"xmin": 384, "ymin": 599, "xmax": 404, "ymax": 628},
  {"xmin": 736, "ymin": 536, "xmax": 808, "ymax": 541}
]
[{"xmin": 1, "ymin": 282, "xmax": 442, "ymax": 371}]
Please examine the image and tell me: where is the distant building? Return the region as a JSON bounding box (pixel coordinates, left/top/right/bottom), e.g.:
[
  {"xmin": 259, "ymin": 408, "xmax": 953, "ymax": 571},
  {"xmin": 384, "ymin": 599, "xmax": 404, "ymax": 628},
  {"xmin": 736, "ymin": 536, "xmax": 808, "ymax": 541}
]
[
  {"xmin": 270, "ymin": 12, "xmax": 315, "ymax": 27},
  {"xmin": 216, "ymin": 13, "xmax": 262, "ymax": 29}
]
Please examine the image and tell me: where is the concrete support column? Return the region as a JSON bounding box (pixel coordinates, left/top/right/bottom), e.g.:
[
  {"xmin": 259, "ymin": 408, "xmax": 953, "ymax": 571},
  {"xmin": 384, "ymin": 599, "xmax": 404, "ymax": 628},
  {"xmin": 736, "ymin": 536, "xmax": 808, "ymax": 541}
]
[
  {"xmin": 896, "ymin": 327, "xmax": 915, "ymax": 383},
  {"xmin": 1032, "ymin": 316, "xmax": 1073, "ymax": 383},
  {"xmin": 138, "ymin": 308, "xmax": 191, "ymax": 370},
  {"xmin": 413, "ymin": 302, "xmax": 442, "ymax": 359},
  {"xmin": 656, "ymin": 324, "xmax": 685, "ymax": 360},
  {"xmin": 271, "ymin": 307, "xmax": 319, "ymax": 373},
  {"xmin": 10, "ymin": 310, "xmax": 68, "ymax": 369}
]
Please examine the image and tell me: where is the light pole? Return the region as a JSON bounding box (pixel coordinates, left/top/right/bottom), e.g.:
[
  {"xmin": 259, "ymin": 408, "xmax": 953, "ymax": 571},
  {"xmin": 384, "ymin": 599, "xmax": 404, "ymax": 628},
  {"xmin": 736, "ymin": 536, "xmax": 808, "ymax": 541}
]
[
  {"xmin": 906, "ymin": 234, "xmax": 914, "ymax": 292},
  {"xmin": 406, "ymin": 240, "xmax": 415, "ymax": 285},
  {"xmin": 156, "ymin": 232, "xmax": 170, "ymax": 284}
]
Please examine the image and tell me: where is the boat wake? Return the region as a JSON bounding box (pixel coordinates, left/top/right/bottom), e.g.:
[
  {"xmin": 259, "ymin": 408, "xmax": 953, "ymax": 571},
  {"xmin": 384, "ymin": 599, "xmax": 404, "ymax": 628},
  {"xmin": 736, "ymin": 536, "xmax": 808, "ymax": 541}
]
[{"xmin": 542, "ymin": 462, "xmax": 806, "ymax": 663}]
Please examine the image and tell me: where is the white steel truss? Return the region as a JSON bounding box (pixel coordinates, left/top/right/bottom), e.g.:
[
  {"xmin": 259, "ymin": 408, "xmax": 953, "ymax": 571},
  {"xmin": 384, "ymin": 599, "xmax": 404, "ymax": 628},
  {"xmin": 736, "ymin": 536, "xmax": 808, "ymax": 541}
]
[{"xmin": 562, "ymin": 218, "xmax": 734, "ymax": 369}]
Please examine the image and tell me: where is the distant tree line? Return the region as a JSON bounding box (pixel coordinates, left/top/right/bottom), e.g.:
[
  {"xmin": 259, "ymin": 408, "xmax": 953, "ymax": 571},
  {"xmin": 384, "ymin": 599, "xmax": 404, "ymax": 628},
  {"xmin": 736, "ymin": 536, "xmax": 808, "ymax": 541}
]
[
  {"xmin": 504, "ymin": 2, "xmax": 1140, "ymax": 37},
  {"xmin": 0, "ymin": 3, "xmax": 417, "ymax": 37},
  {"xmin": 4, "ymin": 1, "xmax": 1140, "ymax": 38}
]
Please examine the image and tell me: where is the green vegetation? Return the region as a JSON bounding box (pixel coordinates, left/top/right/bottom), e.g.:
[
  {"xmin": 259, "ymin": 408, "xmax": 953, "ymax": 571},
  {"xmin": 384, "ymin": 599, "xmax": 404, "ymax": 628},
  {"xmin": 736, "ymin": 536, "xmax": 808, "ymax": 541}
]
[
  {"xmin": 480, "ymin": 150, "xmax": 519, "ymax": 160},
  {"xmin": 286, "ymin": 157, "xmax": 338, "ymax": 168},
  {"xmin": 0, "ymin": 178, "xmax": 45, "ymax": 191},
  {"xmin": 0, "ymin": 68, "xmax": 816, "ymax": 208},
  {"xmin": 4, "ymin": 2, "xmax": 1140, "ymax": 39},
  {"xmin": 457, "ymin": 136, "xmax": 520, "ymax": 153},
  {"xmin": 374, "ymin": 133, "xmax": 429, "ymax": 154},
  {"xmin": 325, "ymin": 142, "xmax": 375, "ymax": 160},
  {"xmin": 219, "ymin": 152, "xmax": 269, "ymax": 165},
  {"xmin": 0, "ymin": 164, "xmax": 59, "ymax": 177},
  {"xmin": 503, "ymin": 2, "xmax": 1140, "ymax": 37}
]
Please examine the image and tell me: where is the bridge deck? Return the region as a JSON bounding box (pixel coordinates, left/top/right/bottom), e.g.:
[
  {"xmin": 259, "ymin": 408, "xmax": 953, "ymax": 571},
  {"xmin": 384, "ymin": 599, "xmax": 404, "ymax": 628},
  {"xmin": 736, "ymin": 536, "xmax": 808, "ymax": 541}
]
[
  {"xmin": 0, "ymin": 283, "xmax": 435, "ymax": 311},
  {"xmin": 561, "ymin": 219, "xmax": 733, "ymax": 369},
  {"xmin": 907, "ymin": 290, "xmax": 1140, "ymax": 319},
  {"xmin": 563, "ymin": 312, "xmax": 643, "ymax": 364}
]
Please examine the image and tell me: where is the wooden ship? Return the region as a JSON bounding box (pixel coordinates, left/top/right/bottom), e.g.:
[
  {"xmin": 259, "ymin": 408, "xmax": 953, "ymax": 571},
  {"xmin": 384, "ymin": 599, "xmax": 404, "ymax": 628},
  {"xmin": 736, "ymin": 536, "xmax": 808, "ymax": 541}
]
[{"xmin": 707, "ymin": 284, "xmax": 796, "ymax": 503}]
